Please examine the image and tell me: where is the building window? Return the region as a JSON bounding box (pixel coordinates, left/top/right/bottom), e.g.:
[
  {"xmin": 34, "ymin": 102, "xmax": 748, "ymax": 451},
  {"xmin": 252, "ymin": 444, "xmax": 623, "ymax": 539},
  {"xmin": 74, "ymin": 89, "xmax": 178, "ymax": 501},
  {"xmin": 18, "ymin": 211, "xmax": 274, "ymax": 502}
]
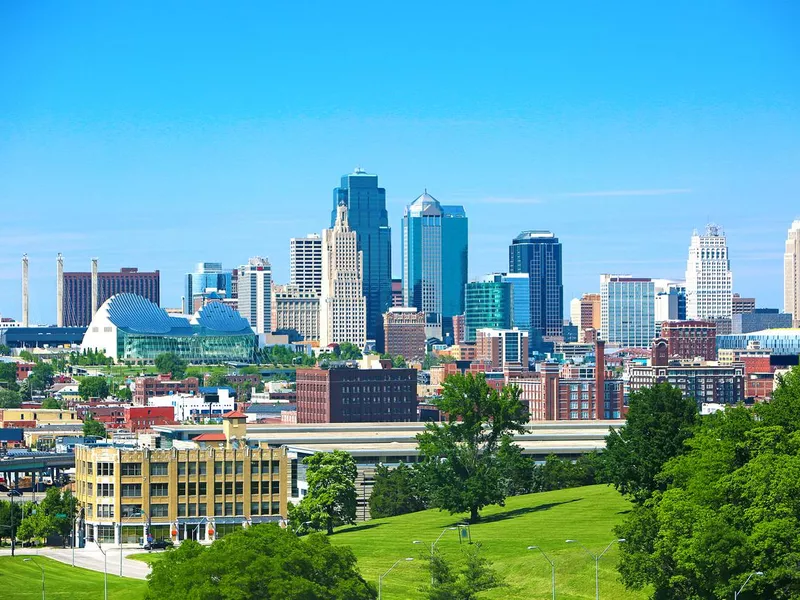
[
  {"xmin": 150, "ymin": 483, "xmax": 169, "ymax": 497},
  {"xmin": 150, "ymin": 463, "xmax": 168, "ymax": 476},
  {"xmin": 188, "ymin": 462, "xmax": 197, "ymax": 476},
  {"xmin": 271, "ymin": 481, "xmax": 280, "ymax": 494},
  {"xmin": 97, "ymin": 484, "xmax": 114, "ymax": 497},
  {"xmin": 97, "ymin": 462, "xmax": 114, "ymax": 476},
  {"xmin": 178, "ymin": 463, "xmax": 186, "ymax": 476},
  {"xmin": 198, "ymin": 482, "xmax": 207, "ymax": 496},
  {"xmin": 214, "ymin": 482, "xmax": 223, "ymax": 495},
  {"xmin": 199, "ymin": 462, "xmax": 207, "ymax": 476},
  {"xmin": 178, "ymin": 504, "xmax": 186, "ymax": 517},
  {"xmin": 250, "ymin": 502, "xmax": 259, "ymax": 515},
  {"xmin": 178, "ymin": 483, "xmax": 186, "ymax": 496},
  {"xmin": 235, "ymin": 482, "xmax": 243, "ymax": 495},
  {"xmin": 150, "ymin": 504, "xmax": 169, "ymax": 518},
  {"xmin": 198, "ymin": 503, "xmax": 207, "ymax": 516},
  {"xmin": 121, "ymin": 484, "xmax": 141, "ymax": 497},
  {"xmin": 96, "ymin": 504, "xmax": 114, "ymax": 518},
  {"xmin": 251, "ymin": 481, "xmax": 259, "ymax": 495},
  {"xmin": 235, "ymin": 502, "xmax": 243, "ymax": 515},
  {"xmin": 121, "ymin": 463, "xmax": 141, "ymax": 477},
  {"xmin": 121, "ymin": 504, "xmax": 142, "ymax": 518},
  {"xmin": 215, "ymin": 461, "xmax": 223, "ymax": 475}
]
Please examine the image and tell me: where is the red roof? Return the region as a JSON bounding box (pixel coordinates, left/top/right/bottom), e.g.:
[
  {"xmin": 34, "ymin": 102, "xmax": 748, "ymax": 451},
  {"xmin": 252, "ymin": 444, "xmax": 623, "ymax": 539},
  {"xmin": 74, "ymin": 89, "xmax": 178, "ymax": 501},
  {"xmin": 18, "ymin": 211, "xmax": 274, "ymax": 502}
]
[
  {"xmin": 222, "ymin": 410, "xmax": 247, "ymax": 419},
  {"xmin": 192, "ymin": 433, "xmax": 227, "ymax": 442}
]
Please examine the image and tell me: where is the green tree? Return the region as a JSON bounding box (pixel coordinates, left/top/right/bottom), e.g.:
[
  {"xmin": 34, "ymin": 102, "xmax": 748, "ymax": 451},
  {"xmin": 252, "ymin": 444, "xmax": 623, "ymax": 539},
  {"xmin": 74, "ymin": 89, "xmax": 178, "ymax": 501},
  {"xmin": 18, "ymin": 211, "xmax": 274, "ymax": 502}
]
[
  {"xmin": 0, "ymin": 388, "xmax": 21, "ymax": 408},
  {"xmin": 604, "ymin": 383, "xmax": 697, "ymax": 504},
  {"xmin": 38, "ymin": 487, "xmax": 77, "ymax": 537},
  {"xmin": 0, "ymin": 362, "xmax": 18, "ymax": 389},
  {"xmin": 24, "ymin": 362, "xmax": 55, "ymax": 399},
  {"xmin": 0, "ymin": 499, "xmax": 23, "ymax": 545},
  {"xmin": 154, "ymin": 352, "xmax": 188, "ymax": 379},
  {"xmin": 83, "ymin": 416, "xmax": 106, "ymax": 438},
  {"xmin": 335, "ymin": 342, "xmax": 363, "ymax": 361},
  {"xmin": 369, "ymin": 463, "xmax": 427, "ymax": 518},
  {"xmin": 145, "ymin": 524, "xmax": 375, "ymax": 600},
  {"xmin": 78, "ymin": 376, "xmax": 109, "ymax": 400},
  {"xmin": 206, "ymin": 369, "xmax": 229, "ymax": 387},
  {"xmin": 116, "ymin": 386, "xmax": 132, "ymax": 401},
  {"xmin": 41, "ymin": 397, "xmax": 62, "ymax": 409},
  {"xmin": 423, "ymin": 546, "xmax": 502, "ymax": 600},
  {"xmin": 289, "ymin": 450, "xmax": 357, "ymax": 535},
  {"xmin": 18, "ymin": 350, "xmax": 35, "ymax": 362},
  {"xmin": 416, "ymin": 373, "xmax": 528, "ymax": 523},
  {"xmin": 17, "ymin": 507, "xmax": 55, "ymax": 543},
  {"xmin": 0, "ymin": 344, "xmax": 10, "ymax": 356}
]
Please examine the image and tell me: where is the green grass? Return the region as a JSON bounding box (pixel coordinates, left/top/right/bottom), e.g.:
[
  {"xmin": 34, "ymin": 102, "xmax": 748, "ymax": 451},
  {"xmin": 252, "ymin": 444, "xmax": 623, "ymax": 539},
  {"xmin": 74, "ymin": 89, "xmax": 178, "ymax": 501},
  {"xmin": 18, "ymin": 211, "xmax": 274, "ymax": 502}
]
[
  {"xmin": 127, "ymin": 553, "xmax": 162, "ymax": 565},
  {"xmin": 0, "ymin": 556, "xmax": 147, "ymax": 600},
  {"xmin": 330, "ymin": 484, "xmax": 647, "ymax": 600}
]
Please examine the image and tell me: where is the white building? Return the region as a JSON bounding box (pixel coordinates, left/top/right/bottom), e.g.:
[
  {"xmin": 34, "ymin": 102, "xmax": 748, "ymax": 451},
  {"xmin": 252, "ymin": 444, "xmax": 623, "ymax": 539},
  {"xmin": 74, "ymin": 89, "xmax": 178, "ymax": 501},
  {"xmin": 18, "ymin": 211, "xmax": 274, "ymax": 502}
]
[
  {"xmin": 685, "ymin": 225, "xmax": 733, "ymax": 320},
  {"xmin": 319, "ymin": 202, "xmax": 367, "ymax": 347},
  {"xmin": 290, "ymin": 234, "xmax": 322, "ymax": 293},
  {"xmin": 271, "ymin": 284, "xmax": 320, "ymax": 341},
  {"xmin": 600, "ymin": 274, "xmax": 655, "ymax": 348},
  {"xmin": 569, "ymin": 298, "xmax": 581, "ymax": 326},
  {"xmin": 785, "ymin": 220, "xmax": 800, "ymax": 326},
  {"xmin": 237, "ymin": 257, "xmax": 272, "ymax": 334},
  {"xmin": 148, "ymin": 389, "xmax": 235, "ymax": 422}
]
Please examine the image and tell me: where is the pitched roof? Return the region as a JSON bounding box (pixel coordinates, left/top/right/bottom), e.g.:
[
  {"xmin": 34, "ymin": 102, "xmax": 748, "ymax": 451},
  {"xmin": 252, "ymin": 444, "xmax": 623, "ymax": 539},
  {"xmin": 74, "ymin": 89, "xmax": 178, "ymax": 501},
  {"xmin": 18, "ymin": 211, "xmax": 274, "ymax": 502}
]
[
  {"xmin": 192, "ymin": 433, "xmax": 227, "ymax": 442},
  {"xmin": 222, "ymin": 410, "xmax": 247, "ymax": 419}
]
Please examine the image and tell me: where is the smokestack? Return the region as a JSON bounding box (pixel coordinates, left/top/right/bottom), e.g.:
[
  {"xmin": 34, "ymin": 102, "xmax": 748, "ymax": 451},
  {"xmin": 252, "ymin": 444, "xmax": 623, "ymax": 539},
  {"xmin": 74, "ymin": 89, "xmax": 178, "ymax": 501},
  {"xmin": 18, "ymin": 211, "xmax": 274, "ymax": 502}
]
[
  {"xmin": 91, "ymin": 258, "xmax": 99, "ymax": 317},
  {"xmin": 181, "ymin": 295, "xmax": 186, "ymax": 314},
  {"xmin": 594, "ymin": 339, "xmax": 605, "ymax": 420},
  {"xmin": 57, "ymin": 253, "xmax": 64, "ymax": 327},
  {"xmin": 22, "ymin": 254, "xmax": 29, "ymax": 327}
]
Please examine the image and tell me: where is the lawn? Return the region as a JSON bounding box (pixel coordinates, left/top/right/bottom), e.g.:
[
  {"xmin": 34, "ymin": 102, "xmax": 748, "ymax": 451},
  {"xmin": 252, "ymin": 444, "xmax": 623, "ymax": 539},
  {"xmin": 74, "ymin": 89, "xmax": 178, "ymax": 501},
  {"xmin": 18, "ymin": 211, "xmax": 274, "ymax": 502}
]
[
  {"xmin": 330, "ymin": 484, "xmax": 648, "ymax": 600},
  {"xmin": 0, "ymin": 556, "xmax": 147, "ymax": 600}
]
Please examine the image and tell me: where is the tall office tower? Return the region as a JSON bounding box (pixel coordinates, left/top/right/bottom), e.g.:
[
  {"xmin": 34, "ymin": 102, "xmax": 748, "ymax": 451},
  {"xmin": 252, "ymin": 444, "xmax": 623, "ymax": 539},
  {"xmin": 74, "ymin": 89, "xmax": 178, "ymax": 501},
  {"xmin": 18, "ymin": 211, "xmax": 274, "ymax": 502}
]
[
  {"xmin": 600, "ymin": 274, "xmax": 655, "ymax": 348},
  {"xmin": 184, "ymin": 262, "xmax": 235, "ymax": 313},
  {"xmin": 402, "ymin": 191, "xmax": 468, "ymax": 340},
  {"xmin": 464, "ymin": 278, "xmax": 513, "ymax": 342},
  {"xmin": 685, "ymin": 225, "xmax": 733, "ymax": 320},
  {"xmin": 509, "ymin": 231, "xmax": 563, "ymax": 350},
  {"xmin": 383, "ymin": 307, "xmax": 426, "ymax": 360},
  {"xmin": 391, "ymin": 279, "xmax": 403, "ymax": 307},
  {"xmin": 485, "ymin": 273, "xmax": 530, "ymax": 342},
  {"xmin": 320, "ymin": 202, "xmax": 367, "ymax": 348},
  {"xmin": 59, "ymin": 259, "xmax": 160, "ymax": 327},
  {"xmin": 237, "ymin": 257, "xmax": 272, "ymax": 335},
  {"xmin": 271, "ymin": 284, "xmax": 320, "ymax": 342},
  {"xmin": 784, "ymin": 220, "xmax": 800, "ymax": 326},
  {"xmin": 290, "ymin": 234, "xmax": 323, "ymax": 293},
  {"xmin": 332, "ymin": 168, "xmax": 391, "ymax": 349}
]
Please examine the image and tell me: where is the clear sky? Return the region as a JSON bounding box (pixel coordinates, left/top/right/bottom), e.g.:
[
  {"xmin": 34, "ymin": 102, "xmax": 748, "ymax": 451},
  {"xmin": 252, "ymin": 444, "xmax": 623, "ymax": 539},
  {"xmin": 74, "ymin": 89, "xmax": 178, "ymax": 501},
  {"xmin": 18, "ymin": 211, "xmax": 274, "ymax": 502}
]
[{"xmin": 1, "ymin": 1, "xmax": 799, "ymax": 323}]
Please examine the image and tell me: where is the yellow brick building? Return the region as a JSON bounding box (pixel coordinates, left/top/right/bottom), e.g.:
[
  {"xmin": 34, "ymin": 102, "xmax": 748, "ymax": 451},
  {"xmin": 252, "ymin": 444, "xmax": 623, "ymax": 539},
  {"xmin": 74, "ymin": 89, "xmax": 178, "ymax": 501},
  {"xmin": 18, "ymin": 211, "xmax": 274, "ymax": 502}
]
[
  {"xmin": 0, "ymin": 408, "xmax": 79, "ymax": 427},
  {"xmin": 74, "ymin": 412, "xmax": 288, "ymax": 546}
]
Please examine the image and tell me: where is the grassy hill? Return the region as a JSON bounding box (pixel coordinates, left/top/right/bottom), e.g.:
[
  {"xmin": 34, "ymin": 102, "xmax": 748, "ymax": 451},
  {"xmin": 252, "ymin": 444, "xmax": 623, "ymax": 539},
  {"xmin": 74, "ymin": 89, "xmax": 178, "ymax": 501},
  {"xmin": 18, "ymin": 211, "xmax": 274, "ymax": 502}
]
[
  {"xmin": 330, "ymin": 484, "xmax": 648, "ymax": 600},
  {"xmin": 0, "ymin": 556, "xmax": 147, "ymax": 600}
]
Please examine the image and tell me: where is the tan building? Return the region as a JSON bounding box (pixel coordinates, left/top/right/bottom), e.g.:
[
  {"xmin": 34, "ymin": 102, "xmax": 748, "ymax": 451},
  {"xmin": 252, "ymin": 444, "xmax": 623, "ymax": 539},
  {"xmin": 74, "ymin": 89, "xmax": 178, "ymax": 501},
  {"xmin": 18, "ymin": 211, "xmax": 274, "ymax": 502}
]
[
  {"xmin": 475, "ymin": 328, "xmax": 529, "ymax": 370},
  {"xmin": 271, "ymin": 284, "xmax": 320, "ymax": 342},
  {"xmin": 579, "ymin": 293, "xmax": 601, "ymax": 341},
  {"xmin": 383, "ymin": 307, "xmax": 426, "ymax": 360},
  {"xmin": 75, "ymin": 412, "xmax": 288, "ymax": 546},
  {"xmin": 0, "ymin": 408, "xmax": 80, "ymax": 428}
]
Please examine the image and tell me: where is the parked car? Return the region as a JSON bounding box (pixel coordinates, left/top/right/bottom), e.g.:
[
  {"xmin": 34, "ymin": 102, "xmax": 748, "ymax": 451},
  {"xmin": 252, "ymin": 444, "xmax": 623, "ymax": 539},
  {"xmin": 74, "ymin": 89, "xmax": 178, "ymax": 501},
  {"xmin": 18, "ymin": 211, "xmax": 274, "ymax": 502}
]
[
  {"xmin": 143, "ymin": 539, "xmax": 174, "ymax": 551},
  {"xmin": 6, "ymin": 489, "xmax": 22, "ymax": 497}
]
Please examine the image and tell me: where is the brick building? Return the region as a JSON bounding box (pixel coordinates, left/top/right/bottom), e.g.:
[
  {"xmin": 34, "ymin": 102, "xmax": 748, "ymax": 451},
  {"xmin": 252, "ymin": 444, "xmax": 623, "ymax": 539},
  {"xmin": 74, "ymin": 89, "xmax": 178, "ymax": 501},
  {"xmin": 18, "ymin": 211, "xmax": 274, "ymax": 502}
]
[
  {"xmin": 133, "ymin": 375, "xmax": 200, "ymax": 405},
  {"xmin": 124, "ymin": 406, "xmax": 177, "ymax": 431},
  {"xmin": 475, "ymin": 328, "xmax": 529, "ymax": 371},
  {"xmin": 383, "ymin": 308, "xmax": 426, "ymax": 360},
  {"xmin": 660, "ymin": 320, "xmax": 717, "ymax": 361},
  {"xmin": 62, "ymin": 267, "xmax": 160, "ymax": 327}
]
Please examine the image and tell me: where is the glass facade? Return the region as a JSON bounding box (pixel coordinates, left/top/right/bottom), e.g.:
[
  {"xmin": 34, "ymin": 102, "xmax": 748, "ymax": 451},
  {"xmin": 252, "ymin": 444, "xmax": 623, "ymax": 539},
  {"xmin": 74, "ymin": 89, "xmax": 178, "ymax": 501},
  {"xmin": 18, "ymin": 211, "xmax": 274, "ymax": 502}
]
[
  {"xmin": 509, "ymin": 231, "xmax": 563, "ymax": 351},
  {"xmin": 717, "ymin": 330, "xmax": 800, "ymax": 355},
  {"xmin": 600, "ymin": 276, "xmax": 655, "ymax": 348},
  {"xmin": 185, "ymin": 262, "xmax": 234, "ymax": 312},
  {"xmin": 332, "ymin": 169, "xmax": 392, "ymax": 349},
  {"xmin": 464, "ymin": 281, "xmax": 512, "ymax": 342}
]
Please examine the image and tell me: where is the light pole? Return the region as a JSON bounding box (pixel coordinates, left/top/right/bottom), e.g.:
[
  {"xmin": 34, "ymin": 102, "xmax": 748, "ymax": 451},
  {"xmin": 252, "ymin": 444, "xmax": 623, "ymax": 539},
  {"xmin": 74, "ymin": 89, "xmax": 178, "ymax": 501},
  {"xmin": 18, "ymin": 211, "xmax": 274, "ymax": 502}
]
[
  {"xmin": 96, "ymin": 541, "xmax": 108, "ymax": 600},
  {"xmin": 23, "ymin": 557, "xmax": 45, "ymax": 600},
  {"xmin": 413, "ymin": 526, "xmax": 457, "ymax": 585},
  {"xmin": 378, "ymin": 557, "xmax": 413, "ymax": 600},
  {"xmin": 528, "ymin": 546, "xmax": 555, "ymax": 600},
  {"xmin": 734, "ymin": 571, "xmax": 764, "ymax": 600},
  {"xmin": 119, "ymin": 509, "xmax": 145, "ymax": 577},
  {"xmin": 566, "ymin": 539, "xmax": 625, "ymax": 600}
]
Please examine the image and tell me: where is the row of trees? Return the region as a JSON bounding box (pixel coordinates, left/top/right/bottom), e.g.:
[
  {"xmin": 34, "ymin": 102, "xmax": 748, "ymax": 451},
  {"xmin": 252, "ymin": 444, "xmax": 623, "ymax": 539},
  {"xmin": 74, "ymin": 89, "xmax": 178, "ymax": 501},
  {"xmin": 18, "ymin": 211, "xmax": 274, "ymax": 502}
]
[{"xmin": 1, "ymin": 487, "xmax": 77, "ymax": 545}]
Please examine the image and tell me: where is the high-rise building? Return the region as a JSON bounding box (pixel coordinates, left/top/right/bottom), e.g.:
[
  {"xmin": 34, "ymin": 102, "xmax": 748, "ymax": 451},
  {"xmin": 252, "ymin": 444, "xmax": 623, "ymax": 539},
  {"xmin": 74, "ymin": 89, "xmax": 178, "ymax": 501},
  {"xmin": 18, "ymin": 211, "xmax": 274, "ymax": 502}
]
[
  {"xmin": 600, "ymin": 274, "xmax": 655, "ymax": 348},
  {"xmin": 475, "ymin": 328, "xmax": 529, "ymax": 371},
  {"xmin": 332, "ymin": 169, "xmax": 391, "ymax": 348},
  {"xmin": 290, "ymin": 234, "xmax": 322, "ymax": 293},
  {"xmin": 402, "ymin": 191, "xmax": 468, "ymax": 340},
  {"xmin": 320, "ymin": 202, "xmax": 367, "ymax": 348},
  {"xmin": 784, "ymin": 220, "xmax": 800, "ymax": 326},
  {"xmin": 237, "ymin": 257, "xmax": 272, "ymax": 335},
  {"xmin": 485, "ymin": 273, "xmax": 530, "ymax": 343},
  {"xmin": 686, "ymin": 225, "xmax": 733, "ymax": 320},
  {"xmin": 271, "ymin": 284, "xmax": 320, "ymax": 342},
  {"xmin": 383, "ymin": 307, "xmax": 426, "ymax": 360},
  {"xmin": 452, "ymin": 314, "xmax": 465, "ymax": 345},
  {"xmin": 660, "ymin": 320, "xmax": 717, "ymax": 361},
  {"xmin": 577, "ymin": 293, "xmax": 602, "ymax": 342},
  {"xmin": 508, "ymin": 231, "xmax": 563, "ymax": 350},
  {"xmin": 391, "ymin": 279, "xmax": 403, "ymax": 307},
  {"xmin": 464, "ymin": 278, "xmax": 513, "ymax": 342},
  {"xmin": 185, "ymin": 262, "xmax": 235, "ymax": 314},
  {"xmin": 60, "ymin": 261, "xmax": 160, "ymax": 327}
]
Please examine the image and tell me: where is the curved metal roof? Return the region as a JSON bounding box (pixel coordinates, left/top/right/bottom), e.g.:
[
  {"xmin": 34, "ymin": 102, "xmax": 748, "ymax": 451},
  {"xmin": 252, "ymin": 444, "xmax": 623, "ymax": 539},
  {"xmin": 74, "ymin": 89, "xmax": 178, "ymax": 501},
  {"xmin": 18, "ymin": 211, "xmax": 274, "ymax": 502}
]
[{"xmin": 194, "ymin": 301, "xmax": 253, "ymax": 333}]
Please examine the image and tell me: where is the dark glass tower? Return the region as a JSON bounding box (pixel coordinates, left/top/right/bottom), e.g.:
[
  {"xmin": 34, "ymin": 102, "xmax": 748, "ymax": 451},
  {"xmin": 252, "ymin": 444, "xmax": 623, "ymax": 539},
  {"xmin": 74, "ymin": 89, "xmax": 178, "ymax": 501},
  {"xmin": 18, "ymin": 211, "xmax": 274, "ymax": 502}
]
[
  {"xmin": 509, "ymin": 231, "xmax": 563, "ymax": 351},
  {"xmin": 332, "ymin": 169, "xmax": 392, "ymax": 349}
]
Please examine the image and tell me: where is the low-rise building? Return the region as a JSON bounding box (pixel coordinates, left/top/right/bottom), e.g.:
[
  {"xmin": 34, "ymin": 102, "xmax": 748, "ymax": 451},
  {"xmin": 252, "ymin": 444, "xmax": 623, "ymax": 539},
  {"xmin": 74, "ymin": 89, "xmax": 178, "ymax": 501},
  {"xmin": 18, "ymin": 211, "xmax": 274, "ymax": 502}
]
[
  {"xmin": 148, "ymin": 389, "xmax": 235, "ymax": 423},
  {"xmin": 133, "ymin": 375, "xmax": 200, "ymax": 405},
  {"xmin": 660, "ymin": 320, "xmax": 717, "ymax": 361},
  {"xmin": 0, "ymin": 408, "xmax": 80, "ymax": 428},
  {"xmin": 475, "ymin": 328, "xmax": 529, "ymax": 371}
]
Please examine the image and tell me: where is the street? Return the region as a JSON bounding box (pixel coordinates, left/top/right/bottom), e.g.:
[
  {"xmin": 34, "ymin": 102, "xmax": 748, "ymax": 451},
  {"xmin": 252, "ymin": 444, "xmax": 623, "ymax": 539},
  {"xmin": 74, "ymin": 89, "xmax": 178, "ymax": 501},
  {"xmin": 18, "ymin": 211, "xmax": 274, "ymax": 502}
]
[{"xmin": 0, "ymin": 546, "xmax": 153, "ymax": 580}]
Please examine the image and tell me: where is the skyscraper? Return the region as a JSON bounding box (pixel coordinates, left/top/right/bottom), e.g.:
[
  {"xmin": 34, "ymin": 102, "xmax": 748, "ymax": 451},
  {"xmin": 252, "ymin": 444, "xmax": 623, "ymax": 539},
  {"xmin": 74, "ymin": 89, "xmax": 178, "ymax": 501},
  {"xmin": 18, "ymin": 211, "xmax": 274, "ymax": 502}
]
[
  {"xmin": 237, "ymin": 257, "xmax": 272, "ymax": 335},
  {"xmin": 600, "ymin": 274, "xmax": 655, "ymax": 348},
  {"xmin": 485, "ymin": 273, "xmax": 530, "ymax": 338},
  {"xmin": 508, "ymin": 231, "xmax": 563, "ymax": 350},
  {"xmin": 320, "ymin": 202, "xmax": 367, "ymax": 348},
  {"xmin": 464, "ymin": 278, "xmax": 513, "ymax": 342},
  {"xmin": 785, "ymin": 220, "xmax": 800, "ymax": 326},
  {"xmin": 685, "ymin": 225, "xmax": 733, "ymax": 319},
  {"xmin": 184, "ymin": 262, "xmax": 235, "ymax": 314},
  {"xmin": 402, "ymin": 191, "xmax": 468, "ymax": 340},
  {"xmin": 290, "ymin": 234, "xmax": 322, "ymax": 293},
  {"xmin": 332, "ymin": 169, "xmax": 391, "ymax": 349}
]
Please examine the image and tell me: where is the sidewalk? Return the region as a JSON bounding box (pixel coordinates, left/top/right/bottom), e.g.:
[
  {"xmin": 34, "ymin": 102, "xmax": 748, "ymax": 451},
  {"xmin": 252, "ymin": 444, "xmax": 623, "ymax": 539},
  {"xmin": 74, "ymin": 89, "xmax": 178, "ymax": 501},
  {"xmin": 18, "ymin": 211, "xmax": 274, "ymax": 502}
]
[{"xmin": 0, "ymin": 546, "xmax": 152, "ymax": 580}]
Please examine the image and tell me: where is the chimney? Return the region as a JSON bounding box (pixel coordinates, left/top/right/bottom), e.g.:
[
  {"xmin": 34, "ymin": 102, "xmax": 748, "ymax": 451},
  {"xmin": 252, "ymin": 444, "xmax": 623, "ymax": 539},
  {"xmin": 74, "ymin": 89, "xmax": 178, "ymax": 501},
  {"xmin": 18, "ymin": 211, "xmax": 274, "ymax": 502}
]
[
  {"xmin": 21, "ymin": 254, "xmax": 29, "ymax": 327},
  {"xmin": 594, "ymin": 339, "xmax": 605, "ymax": 420},
  {"xmin": 91, "ymin": 258, "xmax": 99, "ymax": 316},
  {"xmin": 57, "ymin": 253, "xmax": 64, "ymax": 327}
]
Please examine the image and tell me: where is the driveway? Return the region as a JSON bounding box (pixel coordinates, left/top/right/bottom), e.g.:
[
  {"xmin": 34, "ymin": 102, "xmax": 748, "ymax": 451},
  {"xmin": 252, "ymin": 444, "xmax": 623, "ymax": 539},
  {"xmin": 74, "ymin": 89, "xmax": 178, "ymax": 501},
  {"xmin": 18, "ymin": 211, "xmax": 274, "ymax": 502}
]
[{"xmin": 0, "ymin": 546, "xmax": 152, "ymax": 580}]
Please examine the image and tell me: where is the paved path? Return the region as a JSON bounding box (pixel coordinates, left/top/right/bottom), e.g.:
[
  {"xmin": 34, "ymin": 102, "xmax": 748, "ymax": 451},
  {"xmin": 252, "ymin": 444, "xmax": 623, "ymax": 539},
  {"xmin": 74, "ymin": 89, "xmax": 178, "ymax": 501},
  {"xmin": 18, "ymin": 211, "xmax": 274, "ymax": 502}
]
[{"xmin": 0, "ymin": 546, "xmax": 154, "ymax": 580}]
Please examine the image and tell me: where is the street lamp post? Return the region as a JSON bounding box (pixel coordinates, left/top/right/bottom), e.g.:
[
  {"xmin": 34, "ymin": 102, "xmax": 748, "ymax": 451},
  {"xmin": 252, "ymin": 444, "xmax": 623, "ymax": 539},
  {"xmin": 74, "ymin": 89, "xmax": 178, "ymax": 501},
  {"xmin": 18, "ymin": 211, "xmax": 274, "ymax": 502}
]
[
  {"xmin": 119, "ymin": 509, "xmax": 145, "ymax": 577},
  {"xmin": 23, "ymin": 557, "xmax": 45, "ymax": 600},
  {"xmin": 96, "ymin": 541, "xmax": 108, "ymax": 600},
  {"xmin": 566, "ymin": 539, "xmax": 625, "ymax": 600},
  {"xmin": 734, "ymin": 571, "xmax": 764, "ymax": 600},
  {"xmin": 528, "ymin": 546, "xmax": 555, "ymax": 600},
  {"xmin": 413, "ymin": 526, "xmax": 457, "ymax": 586},
  {"xmin": 378, "ymin": 558, "xmax": 413, "ymax": 600}
]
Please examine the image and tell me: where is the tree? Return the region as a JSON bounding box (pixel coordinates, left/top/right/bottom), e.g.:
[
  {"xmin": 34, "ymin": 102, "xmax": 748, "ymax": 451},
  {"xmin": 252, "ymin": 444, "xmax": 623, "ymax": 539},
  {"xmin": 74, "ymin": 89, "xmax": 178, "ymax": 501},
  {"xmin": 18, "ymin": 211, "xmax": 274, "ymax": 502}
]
[
  {"xmin": 116, "ymin": 386, "xmax": 132, "ymax": 401},
  {"xmin": 83, "ymin": 416, "xmax": 106, "ymax": 438},
  {"xmin": 0, "ymin": 499, "xmax": 23, "ymax": 545},
  {"xmin": 0, "ymin": 362, "xmax": 18, "ymax": 389},
  {"xmin": 41, "ymin": 397, "xmax": 62, "ymax": 409},
  {"xmin": 335, "ymin": 343, "xmax": 362, "ymax": 361},
  {"xmin": 24, "ymin": 362, "xmax": 54, "ymax": 399},
  {"xmin": 38, "ymin": 487, "xmax": 77, "ymax": 537},
  {"xmin": 145, "ymin": 524, "xmax": 375, "ymax": 600},
  {"xmin": 206, "ymin": 370, "xmax": 229, "ymax": 387},
  {"xmin": 422, "ymin": 546, "xmax": 502, "ymax": 600},
  {"xmin": 603, "ymin": 383, "xmax": 697, "ymax": 504},
  {"xmin": 17, "ymin": 507, "xmax": 55, "ymax": 543},
  {"xmin": 0, "ymin": 388, "xmax": 21, "ymax": 408},
  {"xmin": 154, "ymin": 352, "xmax": 187, "ymax": 379},
  {"xmin": 18, "ymin": 350, "xmax": 35, "ymax": 363},
  {"xmin": 289, "ymin": 450, "xmax": 357, "ymax": 535},
  {"xmin": 0, "ymin": 344, "xmax": 10, "ymax": 356},
  {"xmin": 78, "ymin": 376, "xmax": 109, "ymax": 400},
  {"xmin": 369, "ymin": 463, "xmax": 427, "ymax": 518},
  {"xmin": 416, "ymin": 373, "xmax": 529, "ymax": 523}
]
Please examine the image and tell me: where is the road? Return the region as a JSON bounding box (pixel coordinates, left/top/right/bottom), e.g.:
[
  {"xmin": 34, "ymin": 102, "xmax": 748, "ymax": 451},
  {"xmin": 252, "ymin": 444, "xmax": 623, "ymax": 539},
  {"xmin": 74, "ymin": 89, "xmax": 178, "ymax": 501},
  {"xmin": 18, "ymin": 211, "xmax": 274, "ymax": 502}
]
[{"xmin": 0, "ymin": 546, "xmax": 154, "ymax": 580}]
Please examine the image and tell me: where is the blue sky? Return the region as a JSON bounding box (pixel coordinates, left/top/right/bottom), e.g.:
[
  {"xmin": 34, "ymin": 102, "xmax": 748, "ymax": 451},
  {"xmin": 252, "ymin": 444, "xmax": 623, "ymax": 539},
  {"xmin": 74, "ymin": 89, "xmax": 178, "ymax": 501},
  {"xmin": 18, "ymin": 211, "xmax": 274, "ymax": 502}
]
[{"xmin": 1, "ymin": 1, "xmax": 799, "ymax": 323}]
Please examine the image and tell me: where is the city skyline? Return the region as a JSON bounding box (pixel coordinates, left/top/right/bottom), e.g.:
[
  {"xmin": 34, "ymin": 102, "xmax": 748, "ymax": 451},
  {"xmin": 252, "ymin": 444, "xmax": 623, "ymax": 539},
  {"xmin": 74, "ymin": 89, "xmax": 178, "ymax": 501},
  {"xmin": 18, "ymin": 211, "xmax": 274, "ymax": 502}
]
[{"xmin": 2, "ymin": 3, "xmax": 799, "ymax": 322}]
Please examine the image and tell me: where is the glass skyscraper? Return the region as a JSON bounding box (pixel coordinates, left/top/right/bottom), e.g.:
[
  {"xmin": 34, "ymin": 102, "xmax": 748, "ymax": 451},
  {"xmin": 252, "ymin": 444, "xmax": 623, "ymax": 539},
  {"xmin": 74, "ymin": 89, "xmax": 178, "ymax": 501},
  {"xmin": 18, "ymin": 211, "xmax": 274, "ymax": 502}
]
[
  {"xmin": 402, "ymin": 191, "xmax": 468, "ymax": 341},
  {"xmin": 600, "ymin": 274, "xmax": 655, "ymax": 348},
  {"xmin": 184, "ymin": 262, "xmax": 234, "ymax": 314},
  {"xmin": 463, "ymin": 279, "xmax": 513, "ymax": 342},
  {"xmin": 332, "ymin": 169, "xmax": 392, "ymax": 349},
  {"xmin": 508, "ymin": 231, "xmax": 563, "ymax": 350},
  {"xmin": 486, "ymin": 273, "xmax": 530, "ymax": 336}
]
